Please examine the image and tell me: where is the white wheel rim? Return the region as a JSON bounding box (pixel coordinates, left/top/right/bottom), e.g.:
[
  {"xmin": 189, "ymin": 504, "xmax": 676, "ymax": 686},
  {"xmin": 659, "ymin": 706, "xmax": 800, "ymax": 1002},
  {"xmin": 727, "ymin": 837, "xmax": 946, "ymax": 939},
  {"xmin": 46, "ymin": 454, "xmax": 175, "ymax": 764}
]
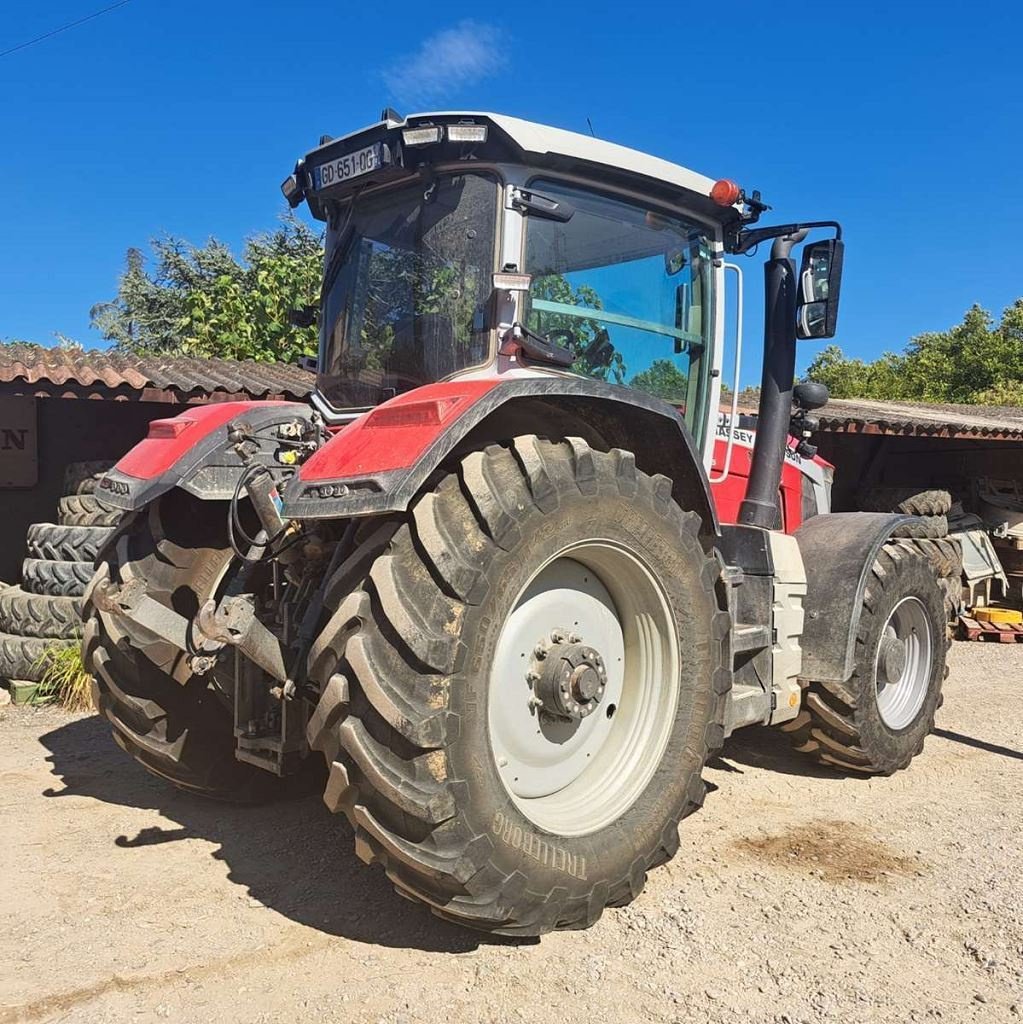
[
  {"xmin": 874, "ymin": 596, "xmax": 933, "ymax": 730},
  {"xmin": 487, "ymin": 541, "xmax": 680, "ymax": 837}
]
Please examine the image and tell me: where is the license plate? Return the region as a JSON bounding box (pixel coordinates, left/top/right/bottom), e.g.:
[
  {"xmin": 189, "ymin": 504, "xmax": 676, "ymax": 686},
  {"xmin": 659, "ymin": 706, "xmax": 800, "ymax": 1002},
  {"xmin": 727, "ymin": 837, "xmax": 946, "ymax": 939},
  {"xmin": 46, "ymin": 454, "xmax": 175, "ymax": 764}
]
[{"xmin": 311, "ymin": 144, "xmax": 381, "ymax": 190}]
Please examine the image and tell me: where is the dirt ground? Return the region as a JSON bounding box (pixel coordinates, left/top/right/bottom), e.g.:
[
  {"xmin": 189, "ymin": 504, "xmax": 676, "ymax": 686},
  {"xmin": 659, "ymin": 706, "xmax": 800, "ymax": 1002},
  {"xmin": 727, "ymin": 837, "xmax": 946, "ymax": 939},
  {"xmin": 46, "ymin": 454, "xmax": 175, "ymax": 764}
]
[{"xmin": 1, "ymin": 642, "xmax": 1021, "ymax": 1024}]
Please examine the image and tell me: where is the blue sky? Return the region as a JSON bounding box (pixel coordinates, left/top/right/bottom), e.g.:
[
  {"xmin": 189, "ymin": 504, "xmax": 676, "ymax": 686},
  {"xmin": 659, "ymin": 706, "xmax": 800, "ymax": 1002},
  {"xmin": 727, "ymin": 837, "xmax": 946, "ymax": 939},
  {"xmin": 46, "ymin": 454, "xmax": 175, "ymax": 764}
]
[{"xmin": 1, "ymin": 0, "xmax": 1020, "ymax": 380}]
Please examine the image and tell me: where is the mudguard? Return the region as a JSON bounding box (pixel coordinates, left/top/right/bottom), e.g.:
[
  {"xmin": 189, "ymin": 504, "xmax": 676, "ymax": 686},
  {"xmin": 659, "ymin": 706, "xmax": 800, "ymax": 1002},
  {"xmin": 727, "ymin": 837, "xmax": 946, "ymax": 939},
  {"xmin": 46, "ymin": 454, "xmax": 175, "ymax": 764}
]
[
  {"xmin": 98, "ymin": 401, "xmax": 316, "ymax": 511},
  {"xmin": 282, "ymin": 377, "xmax": 719, "ymax": 533},
  {"xmin": 795, "ymin": 511, "xmax": 915, "ymax": 683}
]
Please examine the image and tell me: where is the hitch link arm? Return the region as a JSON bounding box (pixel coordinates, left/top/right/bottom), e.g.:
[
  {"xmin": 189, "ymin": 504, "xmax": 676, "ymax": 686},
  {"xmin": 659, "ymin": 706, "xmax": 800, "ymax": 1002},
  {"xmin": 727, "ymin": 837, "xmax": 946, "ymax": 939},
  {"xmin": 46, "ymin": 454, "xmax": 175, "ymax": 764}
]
[
  {"xmin": 195, "ymin": 596, "xmax": 289, "ymax": 684},
  {"xmin": 92, "ymin": 578, "xmax": 289, "ymax": 685}
]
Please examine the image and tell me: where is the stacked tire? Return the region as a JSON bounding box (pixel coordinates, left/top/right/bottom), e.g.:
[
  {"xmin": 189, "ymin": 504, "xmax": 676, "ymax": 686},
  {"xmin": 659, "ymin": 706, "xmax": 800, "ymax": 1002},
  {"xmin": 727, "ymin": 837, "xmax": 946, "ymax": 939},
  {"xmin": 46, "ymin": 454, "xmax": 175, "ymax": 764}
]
[{"xmin": 0, "ymin": 462, "xmax": 118, "ymax": 684}]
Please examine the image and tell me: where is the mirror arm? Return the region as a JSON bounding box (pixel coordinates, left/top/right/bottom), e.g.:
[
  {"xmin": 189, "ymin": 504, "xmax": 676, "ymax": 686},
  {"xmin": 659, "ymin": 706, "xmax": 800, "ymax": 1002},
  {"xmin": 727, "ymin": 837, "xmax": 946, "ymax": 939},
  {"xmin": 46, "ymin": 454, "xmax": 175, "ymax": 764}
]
[{"xmin": 729, "ymin": 220, "xmax": 842, "ymax": 255}]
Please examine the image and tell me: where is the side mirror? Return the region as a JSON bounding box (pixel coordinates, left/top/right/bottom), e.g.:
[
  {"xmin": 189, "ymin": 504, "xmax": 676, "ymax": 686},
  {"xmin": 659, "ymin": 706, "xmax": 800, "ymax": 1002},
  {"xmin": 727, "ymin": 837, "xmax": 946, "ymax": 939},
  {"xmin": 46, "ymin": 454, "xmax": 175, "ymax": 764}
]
[{"xmin": 796, "ymin": 239, "xmax": 844, "ymax": 339}]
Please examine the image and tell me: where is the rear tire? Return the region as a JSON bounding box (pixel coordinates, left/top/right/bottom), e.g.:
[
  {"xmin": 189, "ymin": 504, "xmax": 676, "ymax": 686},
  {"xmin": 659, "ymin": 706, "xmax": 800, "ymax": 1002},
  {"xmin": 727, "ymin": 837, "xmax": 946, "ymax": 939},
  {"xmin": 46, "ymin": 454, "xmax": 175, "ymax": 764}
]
[
  {"xmin": 306, "ymin": 437, "xmax": 729, "ymax": 935},
  {"xmin": 893, "ymin": 537, "xmax": 963, "ymax": 622},
  {"xmin": 83, "ymin": 489, "xmax": 311, "ymax": 802},
  {"xmin": 782, "ymin": 542, "xmax": 948, "ymax": 774},
  {"xmin": 857, "ymin": 490, "xmax": 959, "ymax": 617}
]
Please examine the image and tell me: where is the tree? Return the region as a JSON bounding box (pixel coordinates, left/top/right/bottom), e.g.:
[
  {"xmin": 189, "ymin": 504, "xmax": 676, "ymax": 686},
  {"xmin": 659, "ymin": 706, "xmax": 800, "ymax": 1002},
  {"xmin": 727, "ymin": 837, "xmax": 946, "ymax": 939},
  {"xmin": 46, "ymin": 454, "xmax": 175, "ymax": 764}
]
[
  {"xmin": 804, "ymin": 300, "xmax": 1023, "ymax": 405},
  {"xmin": 629, "ymin": 359, "xmax": 689, "ymax": 402},
  {"xmin": 91, "ymin": 213, "xmax": 323, "ymax": 362}
]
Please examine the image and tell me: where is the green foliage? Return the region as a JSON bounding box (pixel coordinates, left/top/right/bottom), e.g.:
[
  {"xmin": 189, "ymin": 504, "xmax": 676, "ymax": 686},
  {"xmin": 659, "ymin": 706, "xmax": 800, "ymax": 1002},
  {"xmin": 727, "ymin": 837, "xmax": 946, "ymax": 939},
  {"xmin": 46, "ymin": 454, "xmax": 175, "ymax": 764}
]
[
  {"xmin": 32, "ymin": 643, "xmax": 93, "ymax": 712},
  {"xmin": 629, "ymin": 359, "xmax": 689, "ymax": 402},
  {"xmin": 91, "ymin": 213, "xmax": 324, "ymax": 362},
  {"xmin": 805, "ymin": 300, "xmax": 1023, "ymax": 405}
]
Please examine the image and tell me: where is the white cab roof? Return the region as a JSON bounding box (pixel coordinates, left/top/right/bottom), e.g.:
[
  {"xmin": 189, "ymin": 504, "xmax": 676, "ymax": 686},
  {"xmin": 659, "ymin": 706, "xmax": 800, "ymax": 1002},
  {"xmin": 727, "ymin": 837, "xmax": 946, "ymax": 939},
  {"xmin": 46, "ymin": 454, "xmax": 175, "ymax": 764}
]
[
  {"xmin": 318, "ymin": 110, "xmax": 721, "ymax": 200},
  {"xmin": 484, "ymin": 112, "xmax": 719, "ymax": 198}
]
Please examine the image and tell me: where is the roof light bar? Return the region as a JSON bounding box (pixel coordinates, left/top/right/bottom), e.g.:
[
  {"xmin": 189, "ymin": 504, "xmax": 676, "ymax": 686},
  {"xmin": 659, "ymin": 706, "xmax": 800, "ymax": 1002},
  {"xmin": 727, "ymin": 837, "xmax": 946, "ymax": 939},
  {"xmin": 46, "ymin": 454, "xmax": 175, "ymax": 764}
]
[
  {"xmin": 447, "ymin": 123, "xmax": 488, "ymax": 143},
  {"xmin": 402, "ymin": 125, "xmax": 443, "ymax": 146}
]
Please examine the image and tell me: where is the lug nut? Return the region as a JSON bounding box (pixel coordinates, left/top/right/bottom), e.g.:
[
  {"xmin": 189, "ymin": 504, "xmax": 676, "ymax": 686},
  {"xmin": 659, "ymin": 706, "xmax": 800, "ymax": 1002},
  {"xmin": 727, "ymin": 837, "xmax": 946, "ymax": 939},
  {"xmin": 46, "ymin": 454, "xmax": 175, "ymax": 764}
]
[
  {"xmin": 534, "ymin": 645, "xmax": 547, "ymax": 660},
  {"xmin": 551, "ymin": 630, "xmax": 565, "ymax": 644}
]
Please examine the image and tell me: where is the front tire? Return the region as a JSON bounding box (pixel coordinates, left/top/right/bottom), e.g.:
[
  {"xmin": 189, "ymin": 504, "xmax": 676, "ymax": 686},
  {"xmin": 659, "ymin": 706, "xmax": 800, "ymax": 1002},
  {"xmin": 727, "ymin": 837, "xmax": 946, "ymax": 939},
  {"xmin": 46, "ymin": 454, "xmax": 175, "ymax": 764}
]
[
  {"xmin": 306, "ymin": 437, "xmax": 729, "ymax": 935},
  {"xmin": 783, "ymin": 541, "xmax": 948, "ymax": 774}
]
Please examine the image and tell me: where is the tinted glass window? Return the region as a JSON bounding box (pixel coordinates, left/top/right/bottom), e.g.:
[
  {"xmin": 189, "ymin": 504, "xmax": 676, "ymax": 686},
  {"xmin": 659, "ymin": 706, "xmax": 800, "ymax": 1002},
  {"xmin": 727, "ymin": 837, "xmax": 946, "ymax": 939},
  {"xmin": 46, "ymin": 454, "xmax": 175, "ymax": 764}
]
[
  {"xmin": 318, "ymin": 173, "xmax": 496, "ymax": 409},
  {"xmin": 523, "ymin": 180, "xmax": 714, "ymax": 426}
]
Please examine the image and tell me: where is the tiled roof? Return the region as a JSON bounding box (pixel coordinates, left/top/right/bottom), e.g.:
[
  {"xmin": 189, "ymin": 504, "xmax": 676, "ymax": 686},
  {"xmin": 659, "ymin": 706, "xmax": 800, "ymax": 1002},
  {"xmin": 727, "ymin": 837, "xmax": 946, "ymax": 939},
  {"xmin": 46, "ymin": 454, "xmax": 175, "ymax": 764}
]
[{"xmin": 0, "ymin": 344, "xmax": 315, "ymax": 401}]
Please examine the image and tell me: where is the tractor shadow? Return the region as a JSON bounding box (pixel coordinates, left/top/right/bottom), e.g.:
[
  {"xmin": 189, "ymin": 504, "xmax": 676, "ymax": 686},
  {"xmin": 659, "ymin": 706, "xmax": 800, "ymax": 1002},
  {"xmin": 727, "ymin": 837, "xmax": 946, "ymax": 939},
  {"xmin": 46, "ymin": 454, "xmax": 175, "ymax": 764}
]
[
  {"xmin": 711, "ymin": 724, "xmax": 846, "ymax": 779},
  {"xmin": 36, "ymin": 715, "xmax": 525, "ymax": 953}
]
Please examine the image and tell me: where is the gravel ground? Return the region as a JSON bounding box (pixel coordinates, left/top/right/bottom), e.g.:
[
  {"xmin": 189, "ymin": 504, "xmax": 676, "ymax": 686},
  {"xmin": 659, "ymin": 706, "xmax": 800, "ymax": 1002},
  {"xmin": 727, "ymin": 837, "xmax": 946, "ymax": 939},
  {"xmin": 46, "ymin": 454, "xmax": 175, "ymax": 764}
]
[{"xmin": 1, "ymin": 641, "xmax": 1021, "ymax": 1024}]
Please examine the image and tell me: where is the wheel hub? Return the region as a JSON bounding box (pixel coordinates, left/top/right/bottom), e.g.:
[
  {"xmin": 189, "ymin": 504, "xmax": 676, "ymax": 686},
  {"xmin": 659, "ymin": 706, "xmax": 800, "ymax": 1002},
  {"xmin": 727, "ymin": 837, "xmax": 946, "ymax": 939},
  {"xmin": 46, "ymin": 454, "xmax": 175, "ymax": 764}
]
[
  {"xmin": 530, "ymin": 631, "xmax": 607, "ymax": 720},
  {"xmin": 878, "ymin": 633, "xmax": 908, "ymax": 685},
  {"xmin": 488, "ymin": 548, "xmax": 678, "ymax": 837}
]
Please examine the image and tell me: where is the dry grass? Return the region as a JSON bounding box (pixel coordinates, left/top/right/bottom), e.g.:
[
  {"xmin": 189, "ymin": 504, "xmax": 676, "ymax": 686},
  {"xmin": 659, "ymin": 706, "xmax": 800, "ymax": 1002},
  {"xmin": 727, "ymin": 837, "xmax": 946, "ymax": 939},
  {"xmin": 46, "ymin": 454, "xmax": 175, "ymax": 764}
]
[{"xmin": 32, "ymin": 642, "xmax": 93, "ymax": 712}]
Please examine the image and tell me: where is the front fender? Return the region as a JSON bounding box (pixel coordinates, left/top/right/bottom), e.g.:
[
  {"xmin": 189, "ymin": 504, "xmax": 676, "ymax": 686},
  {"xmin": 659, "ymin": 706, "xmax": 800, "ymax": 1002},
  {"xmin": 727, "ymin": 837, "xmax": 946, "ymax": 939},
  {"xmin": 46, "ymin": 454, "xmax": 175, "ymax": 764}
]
[
  {"xmin": 282, "ymin": 378, "xmax": 718, "ymax": 533},
  {"xmin": 99, "ymin": 401, "xmax": 315, "ymax": 510},
  {"xmin": 795, "ymin": 511, "xmax": 915, "ymax": 683}
]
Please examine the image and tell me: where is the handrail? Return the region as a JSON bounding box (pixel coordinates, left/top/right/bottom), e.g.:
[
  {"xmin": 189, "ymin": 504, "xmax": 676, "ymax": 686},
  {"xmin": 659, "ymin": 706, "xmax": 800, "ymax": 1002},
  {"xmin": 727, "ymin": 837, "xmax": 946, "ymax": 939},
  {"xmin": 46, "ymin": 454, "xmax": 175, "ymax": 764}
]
[{"xmin": 708, "ymin": 262, "xmax": 744, "ymax": 485}]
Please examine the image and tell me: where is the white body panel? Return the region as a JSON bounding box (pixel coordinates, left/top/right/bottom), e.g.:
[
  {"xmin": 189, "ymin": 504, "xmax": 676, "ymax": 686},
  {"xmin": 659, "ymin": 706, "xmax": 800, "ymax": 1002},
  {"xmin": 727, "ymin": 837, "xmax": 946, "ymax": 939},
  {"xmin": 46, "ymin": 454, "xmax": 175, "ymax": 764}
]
[{"xmin": 766, "ymin": 532, "xmax": 807, "ymax": 725}]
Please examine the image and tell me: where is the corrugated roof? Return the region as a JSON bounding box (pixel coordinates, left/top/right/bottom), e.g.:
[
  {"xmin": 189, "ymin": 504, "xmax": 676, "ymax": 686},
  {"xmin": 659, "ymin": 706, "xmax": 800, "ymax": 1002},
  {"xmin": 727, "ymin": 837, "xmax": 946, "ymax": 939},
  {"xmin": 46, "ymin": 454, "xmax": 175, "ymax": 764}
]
[
  {"xmin": 732, "ymin": 393, "xmax": 1023, "ymax": 442},
  {"xmin": 0, "ymin": 344, "xmax": 315, "ymax": 401},
  {"xmin": 816, "ymin": 397, "xmax": 1023, "ymax": 441}
]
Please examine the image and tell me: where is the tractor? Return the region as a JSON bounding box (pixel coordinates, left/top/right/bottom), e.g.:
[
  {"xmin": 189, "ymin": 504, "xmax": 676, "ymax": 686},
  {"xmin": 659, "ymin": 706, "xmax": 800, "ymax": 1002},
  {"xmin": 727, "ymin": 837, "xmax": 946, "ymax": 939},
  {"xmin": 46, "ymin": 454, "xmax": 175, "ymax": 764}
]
[{"xmin": 85, "ymin": 111, "xmax": 948, "ymax": 936}]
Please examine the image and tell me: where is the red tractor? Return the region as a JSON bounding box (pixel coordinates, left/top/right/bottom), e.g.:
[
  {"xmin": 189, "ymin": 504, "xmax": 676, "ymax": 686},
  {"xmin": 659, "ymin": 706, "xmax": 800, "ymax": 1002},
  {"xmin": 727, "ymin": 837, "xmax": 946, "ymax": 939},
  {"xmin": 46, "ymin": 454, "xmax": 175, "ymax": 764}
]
[{"xmin": 85, "ymin": 111, "xmax": 948, "ymax": 936}]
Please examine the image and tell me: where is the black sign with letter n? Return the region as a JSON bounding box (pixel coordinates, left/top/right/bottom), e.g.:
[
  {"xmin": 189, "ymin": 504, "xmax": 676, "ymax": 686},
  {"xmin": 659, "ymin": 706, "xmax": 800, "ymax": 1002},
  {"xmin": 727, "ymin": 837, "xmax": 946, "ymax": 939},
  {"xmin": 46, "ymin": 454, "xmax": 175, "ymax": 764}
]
[{"xmin": 0, "ymin": 398, "xmax": 38, "ymax": 487}]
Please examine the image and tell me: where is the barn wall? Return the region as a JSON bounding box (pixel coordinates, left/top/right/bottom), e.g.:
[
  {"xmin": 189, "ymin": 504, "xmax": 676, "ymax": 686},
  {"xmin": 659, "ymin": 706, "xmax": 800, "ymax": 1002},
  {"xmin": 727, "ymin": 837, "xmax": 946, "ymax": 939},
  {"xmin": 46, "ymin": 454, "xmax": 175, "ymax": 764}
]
[
  {"xmin": 0, "ymin": 398, "xmax": 172, "ymax": 586},
  {"xmin": 816, "ymin": 433, "xmax": 1023, "ymax": 512}
]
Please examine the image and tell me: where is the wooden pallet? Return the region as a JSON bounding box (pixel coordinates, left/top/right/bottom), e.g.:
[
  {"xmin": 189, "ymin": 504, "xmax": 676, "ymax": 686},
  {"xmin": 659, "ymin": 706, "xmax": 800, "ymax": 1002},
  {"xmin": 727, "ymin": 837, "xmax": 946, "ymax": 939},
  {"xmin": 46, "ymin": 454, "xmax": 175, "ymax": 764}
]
[{"xmin": 958, "ymin": 614, "xmax": 1023, "ymax": 643}]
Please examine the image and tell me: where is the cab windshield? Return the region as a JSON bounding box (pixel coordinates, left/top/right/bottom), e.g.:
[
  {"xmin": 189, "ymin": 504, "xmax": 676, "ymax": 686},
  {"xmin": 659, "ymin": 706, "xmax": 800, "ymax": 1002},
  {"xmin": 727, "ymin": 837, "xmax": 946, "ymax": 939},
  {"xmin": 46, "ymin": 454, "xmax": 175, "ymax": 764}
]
[
  {"xmin": 523, "ymin": 179, "xmax": 715, "ymax": 443},
  {"xmin": 318, "ymin": 172, "xmax": 497, "ymax": 410}
]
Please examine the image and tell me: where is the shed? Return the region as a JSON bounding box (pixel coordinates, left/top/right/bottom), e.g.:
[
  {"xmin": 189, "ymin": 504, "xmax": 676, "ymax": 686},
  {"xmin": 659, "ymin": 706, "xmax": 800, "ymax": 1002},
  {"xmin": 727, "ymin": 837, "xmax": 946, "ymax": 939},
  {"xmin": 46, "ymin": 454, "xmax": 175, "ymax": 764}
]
[
  {"xmin": 807, "ymin": 397, "xmax": 1023, "ymax": 511},
  {"xmin": 0, "ymin": 344, "xmax": 314, "ymax": 584}
]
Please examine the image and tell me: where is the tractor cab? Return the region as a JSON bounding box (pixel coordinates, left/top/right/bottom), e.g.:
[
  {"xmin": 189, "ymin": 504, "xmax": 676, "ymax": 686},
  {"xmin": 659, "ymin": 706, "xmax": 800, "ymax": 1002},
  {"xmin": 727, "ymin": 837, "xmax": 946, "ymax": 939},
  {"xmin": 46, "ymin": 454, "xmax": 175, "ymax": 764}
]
[{"xmin": 283, "ymin": 111, "xmax": 759, "ymax": 459}]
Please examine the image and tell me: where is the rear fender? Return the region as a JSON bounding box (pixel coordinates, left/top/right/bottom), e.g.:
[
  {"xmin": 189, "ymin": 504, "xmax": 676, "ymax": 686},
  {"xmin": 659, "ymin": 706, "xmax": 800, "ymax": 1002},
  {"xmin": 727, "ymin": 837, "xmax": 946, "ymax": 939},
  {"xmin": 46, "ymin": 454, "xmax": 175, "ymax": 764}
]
[
  {"xmin": 795, "ymin": 511, "xmax": 915, "ymax": 683},
  {"xmin": 283, "ymin": 378, "xmax": 719, "ymax": 536},
  {"xmin": 99, "ymin": 401, "xmax": 316, "ymax": 511}
]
